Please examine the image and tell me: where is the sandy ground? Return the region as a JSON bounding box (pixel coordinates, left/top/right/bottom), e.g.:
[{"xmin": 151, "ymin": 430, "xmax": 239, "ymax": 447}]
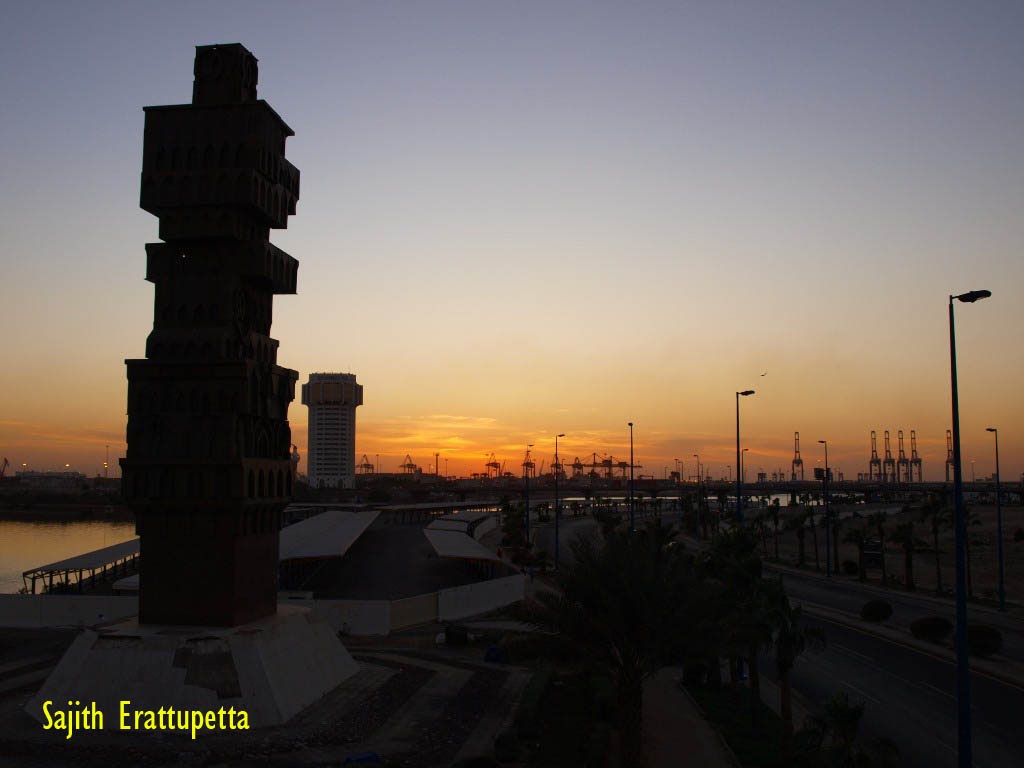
[{"xmin": 743, "ymin": 501, "xmax": 1024, "ymax": 604}]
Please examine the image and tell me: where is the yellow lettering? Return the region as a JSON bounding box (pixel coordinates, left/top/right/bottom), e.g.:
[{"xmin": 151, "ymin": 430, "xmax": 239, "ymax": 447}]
[
  {"xmin": 120, "ymin": 700, "xmax": 130, "ymax": 730},
  {"xmin": 42, "ymin": 700, "xmax": 55, "ymax": 731}
]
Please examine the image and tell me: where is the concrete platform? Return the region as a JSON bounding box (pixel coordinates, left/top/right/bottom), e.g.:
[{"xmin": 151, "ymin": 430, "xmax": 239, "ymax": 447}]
[{"xmin": 25, "ymin": 605, "xmax": 357, "ymax": 729}]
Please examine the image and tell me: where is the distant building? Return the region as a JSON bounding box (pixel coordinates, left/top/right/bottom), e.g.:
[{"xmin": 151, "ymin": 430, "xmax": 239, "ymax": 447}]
[
  {"xmin": 14, "ymin": 471, "xmax": 88, "ymax": 493},
  {"xmin": 301, "ymin": 372, "xmax": 363, "ymax": 489}
]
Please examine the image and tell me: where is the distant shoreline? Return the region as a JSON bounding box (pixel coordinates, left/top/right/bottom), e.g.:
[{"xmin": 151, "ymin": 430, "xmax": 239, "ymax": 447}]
[{"xmin": 0, "ymin": 504, "xmax": 134, "ymax": 523}]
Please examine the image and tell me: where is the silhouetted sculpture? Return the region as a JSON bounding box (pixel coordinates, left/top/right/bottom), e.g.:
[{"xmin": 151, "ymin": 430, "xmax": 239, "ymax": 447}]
[{"xmin": 121, "ymin": 44, "xmax": 300, "ymax": 626}]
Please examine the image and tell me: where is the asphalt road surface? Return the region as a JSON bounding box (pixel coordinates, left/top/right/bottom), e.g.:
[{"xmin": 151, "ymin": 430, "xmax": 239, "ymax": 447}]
[{"xmin": 760, "ymin": 613, "xmax": 1024, "ymax": 767}]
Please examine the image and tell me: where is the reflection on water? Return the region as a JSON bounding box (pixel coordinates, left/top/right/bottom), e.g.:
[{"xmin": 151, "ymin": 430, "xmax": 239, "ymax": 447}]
[{"xmin": 0, "ymin": 519, "xmax": 136, "ymax": 593}]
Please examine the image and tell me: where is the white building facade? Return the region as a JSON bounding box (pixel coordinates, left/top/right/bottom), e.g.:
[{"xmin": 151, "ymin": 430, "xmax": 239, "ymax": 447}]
[{"xmin": 301, "ymin": 372, "xmax": 363, "ymax": 489}]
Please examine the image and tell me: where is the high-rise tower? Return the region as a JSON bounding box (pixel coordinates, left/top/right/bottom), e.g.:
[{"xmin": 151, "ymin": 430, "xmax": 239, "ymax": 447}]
[
  {"xmin": 302, "ymin": 373, "xmax": 363, "ymax": 489},
  {"xmin": 120, "ymin": 43, "xmax": 300, "ymax": 626}
]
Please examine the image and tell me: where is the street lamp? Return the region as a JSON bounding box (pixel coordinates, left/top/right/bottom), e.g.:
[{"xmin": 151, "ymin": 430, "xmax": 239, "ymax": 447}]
[
  {"xmin": 819, "ymin": 440, "xmax": 830, "ymax": 577},
  {"xmin": 736, "ymin": 390, "xmax": 755, "ymax": 522},
  {"xmin": 628, "ymin": 423, "xmax": 635, "ymax": 533},
  {"xmin": 524, "ymin": 443, "xmax": 534, "ymax": 545},
  {"xmin": 555, "ymin": 433, "xmax": 565, "ymax": 570},
  {"xmin": 949, "ymin": 287, "xmax": 991, "ymax": 768},
  {"xmin": 986, "ymin": 427, "xmax": 1004, "ymax": 611}
]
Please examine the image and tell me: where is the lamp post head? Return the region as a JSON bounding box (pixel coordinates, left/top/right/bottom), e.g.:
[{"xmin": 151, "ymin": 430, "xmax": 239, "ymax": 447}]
[
  {"xmin": 628, "ymin": 422, "xmax": 633, "ymax": 428},
  {"xmin": 557, "ymin": 433, "xmax": 565, "ymax": 438},
  {"xmin": 738, "ymin": 390, "xmax": 755, "ymax": 397},
  {"xmin": 954, "ymin": 289, "xmax": 992, "ymax": 303},
  {"xmin": 818, "ymin": 440, "xmax": 826, "ymax": 445},
  {"xmin": 986, "ymin": 427, "xmax": 997, "ymax": 433}
]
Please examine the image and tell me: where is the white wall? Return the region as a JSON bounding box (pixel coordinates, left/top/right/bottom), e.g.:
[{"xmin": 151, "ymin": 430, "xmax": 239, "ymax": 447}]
[
  {"xmin": 304, "ymin": 599, "xmax": 391, "ymax": 636},
  {"xmin": 438, "ymin": 575, "xmax": 526, "ymax": 621}
]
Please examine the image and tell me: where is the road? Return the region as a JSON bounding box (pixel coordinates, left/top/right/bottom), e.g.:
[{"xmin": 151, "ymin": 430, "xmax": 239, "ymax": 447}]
[
  {"xmin": 760, "ymin": 614, "xmax": 1024, "ymax": 767},
  {"xmin": 538, "ymin": 516, "xmax": 1024, "ymax": 765},
  {"xmin": 773, "ymin": 565, "xmax": 1024, "ymax": 663}
]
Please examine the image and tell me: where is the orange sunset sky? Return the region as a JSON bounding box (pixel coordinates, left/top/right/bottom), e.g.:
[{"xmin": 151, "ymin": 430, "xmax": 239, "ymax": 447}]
[{"xmin": 1, "ymin": 2, "xmax": 1022, "ymax": 482}]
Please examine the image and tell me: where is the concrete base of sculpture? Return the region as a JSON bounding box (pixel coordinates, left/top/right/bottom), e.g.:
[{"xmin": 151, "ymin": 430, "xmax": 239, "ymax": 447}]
[{"xmin": 25, "ymin": 605, "xmax": 357, "ymax": 729}]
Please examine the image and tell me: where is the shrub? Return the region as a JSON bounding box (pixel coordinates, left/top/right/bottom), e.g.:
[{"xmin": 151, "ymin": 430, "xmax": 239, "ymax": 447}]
[
  {"xmin": 842, "ymin": 560, "xmax": 859, "ymax": 576},
  {"xmin": 681, "ymin": 658, "xmax": 708, "ymax": 687},
  {"xmin": 589, "ymin": 673, "xmax": 616, "ymax": 722},
  {"xmin": 445, "ymin": 624, "xmax": 469, "ymax": 646},
  {"xmin": 910, "ymin": 616, "xmax": 953, "ymax": 643},
  {"xmin": 493, "ymin": 730, "xmax": 521, "ymax": 762},
  {"xmin": 860, "ymin": 600, "xmax": 893, "ymax": 622},
  {"xmin": 584, "ymin": 722, "xmax": 612, "ymax": 768},
  {"xmin": 515, "ymin": 669, "xmax": 552, "ymax": 737},
  {"xmin": 967, "ymin": 624, "xmax": 1003, "ymax": 657}
]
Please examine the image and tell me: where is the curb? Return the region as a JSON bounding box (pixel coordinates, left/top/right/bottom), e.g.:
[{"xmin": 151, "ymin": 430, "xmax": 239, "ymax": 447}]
[
  {"xmin": 676, "ymin": 681, "xmax": 743, "ymax": 768},
  {"xmin": 798, "ymin": 599, "xmax": 1024, "ymax": 691},
  {"xmin": 764, "ymin": 560, "xmax": 1024, "ymax": 623}
]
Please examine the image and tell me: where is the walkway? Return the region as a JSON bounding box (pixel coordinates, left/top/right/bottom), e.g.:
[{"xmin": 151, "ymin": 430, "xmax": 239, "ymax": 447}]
[{"xmin": 643, "ymin": 667, "xmax": 737, "ymax": 768}]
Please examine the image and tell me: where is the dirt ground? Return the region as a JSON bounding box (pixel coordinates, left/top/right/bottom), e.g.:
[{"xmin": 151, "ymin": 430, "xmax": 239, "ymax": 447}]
[{"xmin": 744, "ymin": 500, "xmax": 1024, "ymax": 606}]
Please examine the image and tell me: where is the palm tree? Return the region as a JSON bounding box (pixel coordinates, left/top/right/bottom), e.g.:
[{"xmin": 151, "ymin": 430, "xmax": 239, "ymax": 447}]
[
  {"xmin": 867, "ymin": 510, "xmax": 888, "ymax": 586},
  {"xmin": 964, "ymin": 505, "xmax": 982, "ymax": 599},
  {"xmin": 892, "ymin": 520, "xmax": 916, "ymax": 591},
  {"xmin": 769, "ymin": 580, "xmax": 825, "ymax": 750},
  {"xmin": 784, "ymin": 512, "xmax": 807, "ymax": 568},
  {"xmin": 705, "ymin": 529, "xmax": 774, "ymax": 725},
  {"xmin": 806, "ymin": 691, "xmax": 865, "ymax": 766},
  {"xmin": 807, "ymin": 505, "xmax": 820, "ymax": 571},
  {"xmin": 771, "ymin": 500, "xmax": 781, "ymax": 560},
  {"xmin": 919, "ymin": 493, "xmax": 950, "ymax": 594},
  {"xmin": 528, "ymin": 521, "xmax": 692, "ymax": 768},
  {"xmin": 844, "ymin": 523, "xmax": 868, "ymax": 582}
]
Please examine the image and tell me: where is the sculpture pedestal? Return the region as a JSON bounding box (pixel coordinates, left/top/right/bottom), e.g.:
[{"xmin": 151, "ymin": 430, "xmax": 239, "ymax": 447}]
[{"xmin": 26, "ymin": 605, "xmax": 357, "ymax": 729}]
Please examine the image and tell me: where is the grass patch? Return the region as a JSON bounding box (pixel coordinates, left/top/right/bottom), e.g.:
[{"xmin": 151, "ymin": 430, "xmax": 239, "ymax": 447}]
[
  {"xmin": 687, "ymin": 683, "xmax": 786, "ymax": 768},
  {"xmin": 527, "ymin": 670, "xmax": 608, "ymax": 768}
]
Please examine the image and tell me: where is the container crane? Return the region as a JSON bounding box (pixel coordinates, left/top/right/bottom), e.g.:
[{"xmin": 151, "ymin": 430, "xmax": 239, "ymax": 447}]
[
  {"xmin": 521, "ymin": 447, "xmax": 535, "ymax": 478},
  {"xmin": 945, "ymin": 429, "xmax": 954, "ymax": 482},
  {"xmin": 0, "ymin": 457, "xmax": 8, "ymax": 479},
  {"xmin": 897, "ymin": 430, "xmax": 910, "ymax": 484},
  {"xmin": 910, "ymin": 430, "xmax": 923, "ymax": 482},
  {"xmin": 869, "ymin": 431, "xmax": 882, "ymax": 481},
  {"xmin": 485, "ymin": 453, "xmax": 501, "ymax": 479},
  {"xmin": 791, "ymin": 432, "xmax": 804, "ymax": 480},
  {"xmin": 883, "ymin": 431, "xmax": 896, "ymax": 482}
]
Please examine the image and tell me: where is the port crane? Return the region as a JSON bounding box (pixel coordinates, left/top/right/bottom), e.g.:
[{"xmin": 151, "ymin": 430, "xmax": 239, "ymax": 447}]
[
  {"xmin": 791, "ymin": 432, "xmax": 804, "ymax": 480},
  {"xmin": 945, "ymin": 430, "xmax": 954, "ymax": 482},
  {"xmin": 869, "ymin": 431, "xmax": 882, "ymax": 481},
  {"xmin": 897, "ymin": 430, "xmax": 910, "ymax": 484},
  {"xmin": 358, "ymin": 454, "xmax": 375, "ymax": 474},
  {"xmin": 0, "ymin": 457, "xmax": 8, "ymax": 479},
  {"xmin": 485, "ymin": 453, "xmax": 501, "ymax": 479},
  {"xmin": 910, "ymin": 430, "xmax": 923, "ymax": 482},
  {"xmin": 883, "ymin": 430, "xmax": 896, "ymax": 483}
]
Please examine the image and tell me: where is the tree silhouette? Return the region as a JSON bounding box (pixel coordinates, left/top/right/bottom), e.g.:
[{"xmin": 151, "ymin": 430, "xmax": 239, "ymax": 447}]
[
  {"xmin": 527, "ymin": 522, "xmax": 691, "ymax": 768},
  {"xmin": 919, "ymin": 493, "xmax": 950, "ymax": 594}
]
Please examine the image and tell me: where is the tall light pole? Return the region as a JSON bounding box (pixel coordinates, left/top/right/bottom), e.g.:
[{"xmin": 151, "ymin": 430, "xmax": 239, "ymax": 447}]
[
  {"xmin": 524, "ymin": 443, "xmax": 534, "ymax": 546},
  {"xmin": 554, "ymin": 433, "xmax": 565, "ymax": 570},
  {"xmin": 949, "ymin": 288, "xmax": 991, "ymax": 768},
  {"xmin": 986, "ymin": 427, "xmax": 1004, "ymax": 611},
  {"xmin": 819, "ymin": 440, "xmax": 830, "ymax": 577},
  {"xmin": 628, "ymin": 423, "xmax": 635, "ymax": 532},
  {"xmin": 736, "ymin": 390, "xmax": 755, "ymax": 522}
]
